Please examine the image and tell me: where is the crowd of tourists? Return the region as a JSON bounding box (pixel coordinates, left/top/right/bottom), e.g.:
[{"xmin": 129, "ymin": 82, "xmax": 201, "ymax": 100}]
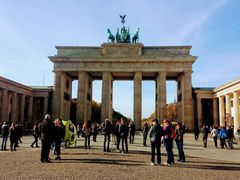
[
  {"xmin": 194, "ymin": 124, "xmax": 239, "ymax": 149},
  {"xmin": 80, "ymin": 118, "xmax": 136, "ymax": 153},
  {"xmin": 1, "ymin": 114, "xmax": 240, "ymax": 165},
  {"xmin": 0, "ymin": 121, "xmax": 23, "ymax": 151}
]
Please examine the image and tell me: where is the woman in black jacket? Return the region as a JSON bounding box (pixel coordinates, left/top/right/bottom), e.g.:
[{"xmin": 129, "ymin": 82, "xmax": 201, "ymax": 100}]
[
  {"xmin": 9, "ymin": 122, "xmax": 18, "ymax": 151},
  {"xmin": 175, "ymin": 122, "xmax": 185, "ymax": 162},
  {"xmin": 54, "ymin": 118, "xmax": 65, "ymax": 160}
]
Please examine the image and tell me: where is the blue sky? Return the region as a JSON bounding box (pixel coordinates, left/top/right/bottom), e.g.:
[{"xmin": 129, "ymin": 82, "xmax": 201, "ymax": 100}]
[{"xmin": 0, "ymin": 0, "xmax": 240, "ymax": 119}]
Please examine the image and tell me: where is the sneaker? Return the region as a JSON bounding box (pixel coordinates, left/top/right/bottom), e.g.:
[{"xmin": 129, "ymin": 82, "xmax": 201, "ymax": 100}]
[
  {"xmin": 151, "ymin": 162, "xmax": 156, "ymax": 166},
  {"xmin": 164, "ymin": 162, "xmax": 171, "ymax": 166},
  {"xmin": 31, "ymin": 145, "xmax": 34, "ymax": 148},
  {"xmin": 156, "ymin": 163, "xmax": 161, "ymax": 166},
  {"xmin": 116, "ymin": 149, "xmax": 120, "ymax": 153}
]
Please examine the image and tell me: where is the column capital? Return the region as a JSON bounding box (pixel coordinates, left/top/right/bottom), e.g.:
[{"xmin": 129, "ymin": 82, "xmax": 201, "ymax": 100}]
[
  {"xmin": 233, "ymin": 91, "xmax": 240, "ymax": 95},
  {"xmin": 102, "ymin": 71, "xmax": 112, "ymax": 75},
  {"xmin": 225, "ymin": 93, "xmax": 233, "ymax": 97},
  {"xmin": 134, "ymin": 71, "xmax": 142, "ymax": 76},
  {"xmin": 158, "ymin": 71, "xmax": 167, "ymax": 75},
  {"xmin": 184, "ymin": 70, "xmax": 193, "ymax": 74}
]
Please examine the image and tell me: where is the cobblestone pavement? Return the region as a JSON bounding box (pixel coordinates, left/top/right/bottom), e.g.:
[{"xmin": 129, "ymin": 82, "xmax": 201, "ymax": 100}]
[{"xmin": 0, "ymin": 133, "xmax": 240, "ymax": 180}]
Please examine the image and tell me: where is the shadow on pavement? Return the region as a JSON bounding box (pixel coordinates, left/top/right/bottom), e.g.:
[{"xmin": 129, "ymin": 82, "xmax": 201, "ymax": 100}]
[
  {"xmin": 62, "ymin": 152, "xmax": 128, "ymax": 157},
  {"xmin": 53, "ymin": 158, "xmax": 146, "ymax": 166},
  {"xmin": 179, "ymin": 163, "xmax": 240, "ymax": 171},
  {"xmin": 185, "ymin": 160, "xmax": 240, "ymax": 166}
]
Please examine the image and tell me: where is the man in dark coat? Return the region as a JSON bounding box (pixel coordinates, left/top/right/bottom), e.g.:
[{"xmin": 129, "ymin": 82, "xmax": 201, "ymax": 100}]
[
  {"xmin": 102, "ymin": 119, "xmax": 112, "ymax": 152},
  {"xmin": 40, "ymin": 114, "xmax": 54, "ymax": 163},
  {"xmin": 149, "ymin": 119, "xmax": 163, "ymax": 166}
]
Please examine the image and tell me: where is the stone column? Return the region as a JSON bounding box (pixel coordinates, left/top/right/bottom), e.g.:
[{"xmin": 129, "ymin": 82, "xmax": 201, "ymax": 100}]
[
  {"xmin": 77, "ymin": 72, "xmax": 87, "ymax": 124},
  {"xmin": 27, "ymin": 96, "xmax": 33, "ymax": 123},
  {"xmin": 20, "ymin": 94, "xmax": 25, "ymax": 122},
  {"xmin": 87, "ymin": 78, "xmax": 93, "ymax": 122},
  {"xmin": 1, "ymin": 89, "xmax": 8, "ymax": 122},
  {"xmin": 11, "ymin": 92, "xmax": 18, "ymax": 122},
  {"xmin": 52, "ymin": 71, "xmax": 62, "ymax": 119},
  {"xmin": 219, "ymin": 96, "xmax": 225, "ymax": 127},
  {"xmin": 233, "ymin": 91, "xmax": 239, "ymax": 133},
  {"xmin": 213, "ymin": 98, "xmax": 218, "ymax": 127},
  {"xmin": 183, "ymin": 71, "xmax": 194, "ymax": 130},
  {"xmin": 155, "ymin": 71, "xmax": 166, "ymax": 124},
  {"xmin": 43, "ymin": 97, "xmax": 48, "ymax": 117},
  {"xmin": 225, "ymin": 94, "xmax": 232, "ymax": 126},
  {"xmin": 134, "ymin": 72, "xmax": 142, "ymax": 130},
  {"xmin": 101, "ymin": 72, "xmax": 113, "ymax": 123},
  {"xmin": 197, "ymin": 98, "xmax": 202, "ymax": 128}
]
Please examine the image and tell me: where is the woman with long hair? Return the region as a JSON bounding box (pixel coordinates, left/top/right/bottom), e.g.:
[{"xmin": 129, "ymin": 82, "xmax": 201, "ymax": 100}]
[
  {"xmin": 82, "ymin": 120, "xmax": 91, "ymax": 149},
  {"xmin": 175, "ymin": 122, "xmax": 186, "ymax": 162},
  {"xmin": 9, "ymin": 122, "xmax": 17, "ymax": 151},
  {"xmin": 53, "ymin": 118, "xmax": 65, "ymax": 160},
  {"xmin": 163, "ymin": 119, "xmax": 175, "ymax": 166}
]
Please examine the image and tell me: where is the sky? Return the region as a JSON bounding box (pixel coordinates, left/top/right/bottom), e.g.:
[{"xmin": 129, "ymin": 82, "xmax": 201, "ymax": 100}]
[{"xmin": 0, "ymin": 0, "xmax": 240, "ymax": 119}]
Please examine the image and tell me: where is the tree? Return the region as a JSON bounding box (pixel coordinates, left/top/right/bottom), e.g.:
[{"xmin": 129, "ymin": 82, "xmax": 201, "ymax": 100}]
[{"xmin": 167, "ymin": 103, "xmax": 177, "ymax": 120}]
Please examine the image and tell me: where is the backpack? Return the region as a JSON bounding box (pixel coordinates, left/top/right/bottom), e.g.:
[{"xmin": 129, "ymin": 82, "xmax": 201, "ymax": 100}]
[
  {"xmin": 220, "ymin": 129, "xmax": 227, "ymax": 139},
  {"xmin": 171, "ymin": 127, "xmax": 176, "ymax": 140}
]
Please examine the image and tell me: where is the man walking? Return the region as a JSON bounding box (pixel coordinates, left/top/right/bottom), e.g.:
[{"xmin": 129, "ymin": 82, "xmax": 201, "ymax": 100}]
[
  {"xmin": 102, "ymin": 119, "xmax": 112, "ymax": 152},
  {"xmin": 201, "ymin": 124, "xmax": 209, "ymax": 148}
]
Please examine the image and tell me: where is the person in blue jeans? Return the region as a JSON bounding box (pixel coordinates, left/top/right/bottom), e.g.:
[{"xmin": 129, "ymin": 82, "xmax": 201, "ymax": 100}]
[
  {"xmin": 175, "ymin": 122, "xmax": 185, "ymax": 162},
  {"xmin": 1, "ymin": 122, "xmax": 9, "ymax": 151},
  {"xmin": 163, "ymin": 119, "xmax": 174, "ymax": 166}
]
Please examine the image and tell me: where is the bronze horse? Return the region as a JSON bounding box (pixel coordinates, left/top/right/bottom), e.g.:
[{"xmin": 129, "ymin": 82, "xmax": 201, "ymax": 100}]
[
  {"xmin": 107, "ymin": 28, "xmax": 115, "ymax": 43},
  {"xmin": 132, "ymin": 28, "xmax": 139, "ymax": 43}
]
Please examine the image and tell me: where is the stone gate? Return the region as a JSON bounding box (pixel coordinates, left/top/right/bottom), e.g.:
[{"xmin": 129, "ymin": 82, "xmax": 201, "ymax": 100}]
[{"xmin": 49, "ymin": 43, "xmax": 197, "ymax": 129}]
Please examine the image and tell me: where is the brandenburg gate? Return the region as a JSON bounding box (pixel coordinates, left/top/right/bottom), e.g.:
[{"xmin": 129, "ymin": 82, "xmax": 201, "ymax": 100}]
[
  {"xmin": 49, "ymin": 43, "xmax": 197, "ymax": 129},
  {"xmin": 49, "ymin": 16, "xmax": 197, "ymax": 129}
]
